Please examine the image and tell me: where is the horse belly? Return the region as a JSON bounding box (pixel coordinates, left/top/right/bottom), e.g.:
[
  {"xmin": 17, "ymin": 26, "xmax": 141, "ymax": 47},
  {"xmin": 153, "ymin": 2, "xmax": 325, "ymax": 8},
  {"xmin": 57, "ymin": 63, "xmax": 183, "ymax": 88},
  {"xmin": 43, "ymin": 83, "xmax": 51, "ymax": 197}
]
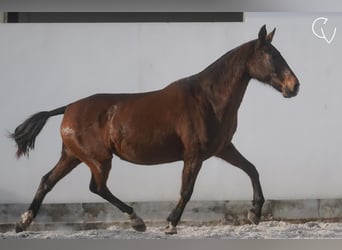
[
  {"xmin": 113, "ymin": 133, "xmax": 183, "ymax": 165},
  {"xmin": 106, "ymin": 90, "xmax": 187, "ymax": 165}
]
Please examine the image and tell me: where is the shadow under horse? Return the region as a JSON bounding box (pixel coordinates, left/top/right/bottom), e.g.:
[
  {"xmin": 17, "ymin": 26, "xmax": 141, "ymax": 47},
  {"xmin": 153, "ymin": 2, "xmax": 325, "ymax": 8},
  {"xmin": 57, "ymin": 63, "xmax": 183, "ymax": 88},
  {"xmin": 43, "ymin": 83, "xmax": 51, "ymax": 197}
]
[{"xmin": 10, "ymin": 25, "xmax": 299, "ymax": 234}]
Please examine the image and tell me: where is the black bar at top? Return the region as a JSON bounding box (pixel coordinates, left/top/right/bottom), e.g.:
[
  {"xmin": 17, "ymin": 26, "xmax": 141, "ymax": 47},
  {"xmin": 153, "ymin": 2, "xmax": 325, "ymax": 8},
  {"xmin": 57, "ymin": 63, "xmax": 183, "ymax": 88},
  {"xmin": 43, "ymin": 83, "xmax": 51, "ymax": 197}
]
[{"xmin": 6, "ymin": 12, "xmax": 244, "ymax": 23}]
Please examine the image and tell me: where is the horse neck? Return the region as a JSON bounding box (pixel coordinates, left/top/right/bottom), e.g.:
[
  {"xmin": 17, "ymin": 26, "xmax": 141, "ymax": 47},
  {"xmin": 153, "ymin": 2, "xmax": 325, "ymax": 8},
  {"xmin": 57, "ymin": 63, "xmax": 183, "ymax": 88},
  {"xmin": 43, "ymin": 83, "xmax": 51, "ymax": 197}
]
[{"xmin": 197, "ymin": 41, "xmax": 254, "ymax": 122}]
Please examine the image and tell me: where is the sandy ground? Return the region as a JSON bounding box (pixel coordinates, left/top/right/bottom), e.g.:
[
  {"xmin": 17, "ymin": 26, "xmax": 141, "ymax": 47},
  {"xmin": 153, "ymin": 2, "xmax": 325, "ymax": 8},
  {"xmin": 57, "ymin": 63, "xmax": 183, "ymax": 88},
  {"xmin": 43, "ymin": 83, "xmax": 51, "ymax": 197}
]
[{"xmin": 2, "ymin": 221, "xmax": 342, "ymax": 239}]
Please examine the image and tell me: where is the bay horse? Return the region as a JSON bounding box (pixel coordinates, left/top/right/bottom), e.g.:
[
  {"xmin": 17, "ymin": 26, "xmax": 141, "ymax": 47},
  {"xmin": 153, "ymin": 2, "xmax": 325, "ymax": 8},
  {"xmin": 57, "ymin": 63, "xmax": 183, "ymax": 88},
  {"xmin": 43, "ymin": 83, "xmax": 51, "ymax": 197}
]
[{"xmin": 10, "ymin": 25, "xmax": 299, "ymax": 234}]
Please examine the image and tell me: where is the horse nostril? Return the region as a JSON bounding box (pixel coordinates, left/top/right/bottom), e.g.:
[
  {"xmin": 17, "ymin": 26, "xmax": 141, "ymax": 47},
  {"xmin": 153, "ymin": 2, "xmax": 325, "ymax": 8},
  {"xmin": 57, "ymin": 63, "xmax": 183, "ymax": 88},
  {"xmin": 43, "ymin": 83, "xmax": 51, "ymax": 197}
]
[{"xmin": 293, "ymin": 82, "xmax": 300, "ymax": 94}]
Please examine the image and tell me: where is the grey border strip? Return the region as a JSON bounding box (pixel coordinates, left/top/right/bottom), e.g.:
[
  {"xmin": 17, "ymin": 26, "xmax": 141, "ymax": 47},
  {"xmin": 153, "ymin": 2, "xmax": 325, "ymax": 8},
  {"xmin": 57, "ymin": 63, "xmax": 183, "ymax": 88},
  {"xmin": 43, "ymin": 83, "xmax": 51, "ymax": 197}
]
[
  {"xmin": 0, "ymin": 1, "xmax": 341, "ymax": 249},
  {"xmin": 0, "ymin": 0, "xmax": 342, "ymax": 12},
  {"xmin": 3, "ymin": 240, "xmax": 342, "ymax": 250}
]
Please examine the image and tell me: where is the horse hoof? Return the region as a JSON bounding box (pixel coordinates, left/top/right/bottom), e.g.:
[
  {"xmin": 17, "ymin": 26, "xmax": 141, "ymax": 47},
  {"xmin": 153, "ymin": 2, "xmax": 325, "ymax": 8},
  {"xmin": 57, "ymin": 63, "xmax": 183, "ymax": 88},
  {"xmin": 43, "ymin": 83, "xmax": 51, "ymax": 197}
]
[
  {"xmin": 129, "ymin": 212, "xmax": 146, "ymax": 232},
  {"xmin": 15, "ymin": 222, "xmax": 25, "ymax": 233},
  {"xmin": 132, "ymin": 223, "xmax": 147, "ymax": 232},
  {"xmin": 15, "ymin": 210, "xmax": 33, "ymax": 233},
  {"xmin": 247, "ymin": 209, "xmax": 260, "ymax": 225},
  {"xmin": 164, "ymin": 224, "xmax": 177, "ymax": 235}
]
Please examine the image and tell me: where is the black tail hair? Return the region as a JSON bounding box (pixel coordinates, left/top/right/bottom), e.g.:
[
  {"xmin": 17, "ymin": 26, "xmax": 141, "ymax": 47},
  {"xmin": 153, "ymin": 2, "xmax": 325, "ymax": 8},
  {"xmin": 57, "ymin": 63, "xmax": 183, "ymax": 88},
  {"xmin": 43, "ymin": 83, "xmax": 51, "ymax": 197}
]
[{"xmin": 10, "ymin": 106, "xmax": 66, "ymax": 158}]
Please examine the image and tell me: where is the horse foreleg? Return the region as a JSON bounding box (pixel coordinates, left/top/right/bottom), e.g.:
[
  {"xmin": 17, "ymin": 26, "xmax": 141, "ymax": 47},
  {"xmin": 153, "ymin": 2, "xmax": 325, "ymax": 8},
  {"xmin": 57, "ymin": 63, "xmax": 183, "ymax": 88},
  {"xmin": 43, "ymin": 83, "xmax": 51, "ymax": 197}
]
[
  {"xmin": 165, "ymin": 158, "xmax": 202, "ymax": 234},
  {"xmin": 215, "ymin": 143, "xmax": 265, "ymax": 225},
  {"xmin": 15, "ymin": 147, "xmax": 80, "ymax": 233},
  {"xmin": 88, "ymin": 159, "xmax": 146, "ymax": 232}
]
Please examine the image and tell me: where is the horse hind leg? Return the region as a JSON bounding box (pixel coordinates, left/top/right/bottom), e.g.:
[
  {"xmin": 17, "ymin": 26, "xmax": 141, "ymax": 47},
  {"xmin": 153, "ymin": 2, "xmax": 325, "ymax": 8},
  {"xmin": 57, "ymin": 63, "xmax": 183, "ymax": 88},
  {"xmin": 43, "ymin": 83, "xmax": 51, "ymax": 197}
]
[
  {"xmin": 15, "ymin": 146, "xmax": 81, "ymax": 233},
  {"xmin": 87, "ymin": 159, "xmax": 146, "ymax": 232}
]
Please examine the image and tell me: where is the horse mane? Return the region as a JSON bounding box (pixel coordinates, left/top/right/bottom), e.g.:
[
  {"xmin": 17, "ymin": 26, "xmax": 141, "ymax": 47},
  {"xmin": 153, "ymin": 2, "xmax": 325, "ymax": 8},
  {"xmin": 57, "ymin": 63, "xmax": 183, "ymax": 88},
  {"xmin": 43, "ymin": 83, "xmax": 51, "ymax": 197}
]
[{"xmin": 199, "ymin": 40, "xmax": 256, "ymax": 80}]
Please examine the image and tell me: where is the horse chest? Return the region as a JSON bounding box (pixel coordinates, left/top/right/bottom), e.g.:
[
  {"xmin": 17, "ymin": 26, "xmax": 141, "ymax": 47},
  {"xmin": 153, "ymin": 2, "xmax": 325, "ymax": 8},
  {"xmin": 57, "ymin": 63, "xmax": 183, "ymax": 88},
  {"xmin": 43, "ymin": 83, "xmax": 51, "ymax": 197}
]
[{"xmin": 187, "ymin": 113, "xmax": 236, "ymax": 159}]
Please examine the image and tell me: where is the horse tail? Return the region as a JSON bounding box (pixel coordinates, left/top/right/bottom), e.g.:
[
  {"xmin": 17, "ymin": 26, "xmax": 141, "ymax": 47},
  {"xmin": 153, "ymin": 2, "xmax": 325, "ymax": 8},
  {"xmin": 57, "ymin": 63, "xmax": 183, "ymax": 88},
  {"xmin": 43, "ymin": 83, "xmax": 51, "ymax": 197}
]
[{"xmin": 10, "ymin": 106, "xmax": 67, "ymax": 158}]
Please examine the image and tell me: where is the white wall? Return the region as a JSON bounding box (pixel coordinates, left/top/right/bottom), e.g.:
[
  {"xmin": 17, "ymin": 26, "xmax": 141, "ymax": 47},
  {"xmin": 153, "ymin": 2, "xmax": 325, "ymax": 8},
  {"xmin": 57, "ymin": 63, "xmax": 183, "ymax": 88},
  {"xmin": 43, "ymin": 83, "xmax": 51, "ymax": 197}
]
[{"xmin": 1, "ymin": 13, "xmax": 342, "ymax": 204}]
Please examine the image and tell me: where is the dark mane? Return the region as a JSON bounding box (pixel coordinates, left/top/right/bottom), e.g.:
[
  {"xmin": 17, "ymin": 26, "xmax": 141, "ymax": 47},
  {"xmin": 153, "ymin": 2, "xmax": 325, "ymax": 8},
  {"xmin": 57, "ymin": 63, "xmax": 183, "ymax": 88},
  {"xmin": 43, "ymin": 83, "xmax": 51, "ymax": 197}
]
[{"xmin": 200, "ymin": 40, "xmax": 256, "ymax": 77}]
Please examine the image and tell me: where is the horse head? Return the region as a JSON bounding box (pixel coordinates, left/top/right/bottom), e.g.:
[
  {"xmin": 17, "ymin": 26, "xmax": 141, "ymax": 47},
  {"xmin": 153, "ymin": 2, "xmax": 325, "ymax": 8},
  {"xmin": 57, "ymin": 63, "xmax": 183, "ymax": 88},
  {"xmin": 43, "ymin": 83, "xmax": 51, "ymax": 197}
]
[{"xmin": 247, "ymin": 25, "xmax": 300, "ymax": 98}]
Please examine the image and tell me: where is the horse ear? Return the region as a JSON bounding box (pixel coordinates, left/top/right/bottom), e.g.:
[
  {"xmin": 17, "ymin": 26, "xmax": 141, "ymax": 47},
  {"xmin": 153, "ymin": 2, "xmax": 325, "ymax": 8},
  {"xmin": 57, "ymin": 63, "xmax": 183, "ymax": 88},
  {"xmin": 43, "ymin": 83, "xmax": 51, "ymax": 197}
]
[
  {"xmin": 266, "ymin": 28, "xmax": 276, "ymax": 43},
  {"xmin": 258, "ymin": 25, "xmax": 267, "ymax": 43}
]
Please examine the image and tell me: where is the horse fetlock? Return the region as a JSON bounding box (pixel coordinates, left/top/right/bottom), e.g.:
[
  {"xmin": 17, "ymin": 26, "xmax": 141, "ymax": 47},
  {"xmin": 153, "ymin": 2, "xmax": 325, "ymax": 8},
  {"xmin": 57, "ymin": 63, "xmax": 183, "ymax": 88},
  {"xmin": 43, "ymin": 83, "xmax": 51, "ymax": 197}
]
[
  {"xmin": 128, "ymin": 212, "xmax": 146, "ymax": 232},
  {"xmin": 165, "ymin": 223, "xmax": 177, "ymax": 235},
  {"xmin": 253, "ymin": 197, "xmax": 265, "ymax": 208},
  {"xmin": 247, "ymin": 208, "xmax": 261, "ymax": 225},
  {"xmin": 15, "ymin": 210, "xmax": 34, "ymax": 233}
]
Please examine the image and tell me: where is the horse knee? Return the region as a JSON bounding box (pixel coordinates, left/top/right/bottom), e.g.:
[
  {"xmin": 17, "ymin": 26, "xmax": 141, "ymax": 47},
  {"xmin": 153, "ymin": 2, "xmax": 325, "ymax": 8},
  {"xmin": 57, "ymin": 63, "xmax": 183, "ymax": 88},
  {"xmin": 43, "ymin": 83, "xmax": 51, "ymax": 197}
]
[{"xmin": 180, "ymin": 187, "xmax": 193, "ymax": 203}]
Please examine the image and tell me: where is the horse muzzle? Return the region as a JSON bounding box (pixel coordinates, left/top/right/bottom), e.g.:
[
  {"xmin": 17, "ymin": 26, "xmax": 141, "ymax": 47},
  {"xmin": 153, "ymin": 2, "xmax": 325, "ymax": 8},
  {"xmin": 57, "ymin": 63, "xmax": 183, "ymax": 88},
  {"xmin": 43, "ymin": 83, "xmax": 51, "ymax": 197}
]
[{"xmin": 283, "ymin": 81, "xmax": 300, "ymax": 98}]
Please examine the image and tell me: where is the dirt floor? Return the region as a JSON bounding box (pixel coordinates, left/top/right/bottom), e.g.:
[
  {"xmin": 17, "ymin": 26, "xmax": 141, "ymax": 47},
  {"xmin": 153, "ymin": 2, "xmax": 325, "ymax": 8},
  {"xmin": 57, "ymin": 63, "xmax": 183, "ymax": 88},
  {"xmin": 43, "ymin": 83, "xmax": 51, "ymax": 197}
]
[{"xmin": 2, "ymin": 221, "xmax": 342, "ymax": 239}]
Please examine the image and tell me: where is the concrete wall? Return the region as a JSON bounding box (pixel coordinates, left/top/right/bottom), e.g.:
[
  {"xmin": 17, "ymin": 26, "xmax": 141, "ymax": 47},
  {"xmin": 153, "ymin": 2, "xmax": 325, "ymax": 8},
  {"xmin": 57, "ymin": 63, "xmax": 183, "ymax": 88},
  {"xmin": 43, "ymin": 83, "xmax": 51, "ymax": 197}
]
[{"xmin": 1, "ymin": 13, "xmax": 342, "ymax": 203}]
